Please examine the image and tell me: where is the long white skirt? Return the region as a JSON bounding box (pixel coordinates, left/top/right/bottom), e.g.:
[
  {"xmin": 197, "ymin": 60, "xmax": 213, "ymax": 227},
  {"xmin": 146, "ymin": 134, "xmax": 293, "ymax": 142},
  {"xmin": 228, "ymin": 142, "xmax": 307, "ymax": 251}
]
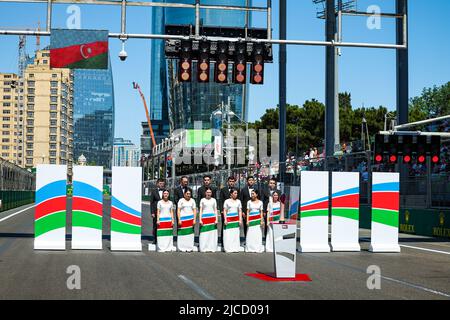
[
  {"xmin": 157, "ymin": 234, "xmax": 174, "ymax": 252},
  {"xmin": 177, "ymin": 232, "xmax": 194, "ymax": 252},
  {"xmin": 199, "ymin": 228, "xmax": 218, "ymax": 252},
  {"xmin": 265, "ymin": 224, "xmax": 274, "ymax": 253},
  {"xmin": 223, "ymin": 227, "xmax": 241, "ymax": 253},
  {"xmin": 246, "ymin": 225, "xmax": 264, "ymax": 253}
]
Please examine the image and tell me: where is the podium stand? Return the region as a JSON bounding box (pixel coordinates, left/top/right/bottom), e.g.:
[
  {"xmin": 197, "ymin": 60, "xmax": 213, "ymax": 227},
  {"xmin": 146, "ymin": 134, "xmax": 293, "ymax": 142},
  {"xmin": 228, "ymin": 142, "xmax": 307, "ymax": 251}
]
[{"xmin": 272, "ymin": 222, "xmax": 297, "ymax": 278}]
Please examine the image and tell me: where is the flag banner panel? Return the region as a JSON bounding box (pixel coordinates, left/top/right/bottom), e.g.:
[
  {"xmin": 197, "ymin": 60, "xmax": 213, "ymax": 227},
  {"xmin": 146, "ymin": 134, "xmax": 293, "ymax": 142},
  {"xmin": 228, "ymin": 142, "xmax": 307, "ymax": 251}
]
[
  {"xmin": 331, "ymin": 172, "xmax": 361, "ymax": 252},
  {"xmin": 299, "ymin": 171, "xmax": 330, "ymax": 253},
  {"xmin": 111, "ymin": 167, "xmax": 142, "ymax": 251},
  {"xmin": 370, "ymin": 173, "xmax": 401, "ymax": 253},
  {"xmin": 50, "ymin": 29, "xmax": 108, "ymax": 69},
  {"xmin": 34, "ymin": 165, "xmax": 67, "ymax": 250},
  {"xmin": 72, "ymin": 166, "xmax": 103, "ymax": 250}
]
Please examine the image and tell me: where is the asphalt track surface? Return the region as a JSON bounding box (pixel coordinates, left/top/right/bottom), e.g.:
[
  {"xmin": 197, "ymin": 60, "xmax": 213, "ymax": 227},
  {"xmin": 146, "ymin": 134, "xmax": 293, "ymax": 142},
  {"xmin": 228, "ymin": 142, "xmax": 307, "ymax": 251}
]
[{"xmin": 0, "ymin": 199, "xmax": 449, "ymax": 300}]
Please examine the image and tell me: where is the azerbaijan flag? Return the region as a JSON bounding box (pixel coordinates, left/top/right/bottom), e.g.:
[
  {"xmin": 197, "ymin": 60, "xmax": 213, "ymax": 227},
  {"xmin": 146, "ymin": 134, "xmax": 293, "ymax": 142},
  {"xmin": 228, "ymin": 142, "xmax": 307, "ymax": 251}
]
[{"xmin": 50, "ymin": 29, "xmax": 108, "ymax": 70}]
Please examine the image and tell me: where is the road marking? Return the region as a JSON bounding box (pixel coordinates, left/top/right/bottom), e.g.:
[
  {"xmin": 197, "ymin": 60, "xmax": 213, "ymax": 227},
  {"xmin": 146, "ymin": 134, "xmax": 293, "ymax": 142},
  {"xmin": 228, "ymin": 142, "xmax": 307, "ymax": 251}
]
[
  {"xmin": 0, "ymin": 204, "xmax": 35, "ymax": 223},
  {"xmin": 178, "ymin": 274, "xmax": 216, "ymax": 300},
  {"xmin": 360, "ymin": 237, "xmax": 450, "ymax": 256}
]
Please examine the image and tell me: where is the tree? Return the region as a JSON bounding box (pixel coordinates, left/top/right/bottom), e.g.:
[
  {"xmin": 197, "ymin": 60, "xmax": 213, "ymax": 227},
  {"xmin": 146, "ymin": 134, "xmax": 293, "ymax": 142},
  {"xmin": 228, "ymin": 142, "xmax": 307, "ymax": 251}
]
[{"xmin": 409, "ymin": 82, "xmax": 450, "ymax": 120}]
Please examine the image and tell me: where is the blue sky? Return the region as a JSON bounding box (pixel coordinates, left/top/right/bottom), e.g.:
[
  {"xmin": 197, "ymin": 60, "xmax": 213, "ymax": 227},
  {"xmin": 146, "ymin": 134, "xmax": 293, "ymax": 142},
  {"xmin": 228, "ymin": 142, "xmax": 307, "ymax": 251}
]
[{"xmin": 0, "ymin": 0, "xmax": 448, "ymax": 145}]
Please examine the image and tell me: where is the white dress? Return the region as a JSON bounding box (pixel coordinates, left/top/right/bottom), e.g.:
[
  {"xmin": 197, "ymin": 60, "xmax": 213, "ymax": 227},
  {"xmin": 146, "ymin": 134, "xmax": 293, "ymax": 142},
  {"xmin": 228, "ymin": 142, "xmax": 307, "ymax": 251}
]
[
  {"xmin": 199, "ymin": 198, "xmax": 218, "ymax": 253},
  {"xmin": 223, "ymin": 199, "xmax": 242, "ymax": 253},
  {"xmin": 177, "ymin": 198, "xmax": 196, "ymax": 252},
  {"xmin": 265, "ymin": 201, "xmax": 282, "ymax": 252},
  {"xmin": 245, "ymin": 200, "xmax": 264, "ymax": 253},
  {"xmin": 156, "ymin": 200, "xmax": 174, "ymax": 252}
]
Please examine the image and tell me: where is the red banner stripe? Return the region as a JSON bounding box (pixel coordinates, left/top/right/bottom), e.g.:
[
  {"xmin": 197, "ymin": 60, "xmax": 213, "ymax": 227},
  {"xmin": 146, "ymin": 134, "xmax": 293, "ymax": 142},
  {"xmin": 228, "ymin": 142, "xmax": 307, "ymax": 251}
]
[
  {"xmin": 158, "ymin": 221, "xmax": 173, "ymax": 229},
  {"xmin": 111, "ymin": 207, "xmax": 141, "ymax": 226},
  {"xmin": 180, "ymin": 219, "xmax": 194, "ymax": 228},
  {"xmin": 50, "ymin": 41, "xmax": 108, "ymax": 68},
  {"xmin": 72, "ymin": 197, "xmax": 102, "ymax": 217},
  {"xmin": 202, "ymin": 217, "xmax": 216, "ymax": 225},
  {"xmin": 35, "ymin": 196, "xmax": 66, "ymax": 220},
  {"xmin": 249, "ymin": 214, "xmax": 261, "ymax": 221},
  {"xmin": 372, "ymin": 192, "xmax": 399, "ymax": 211},
  {"xmin": 301, "ymin": 200, "xmax": 328, "ymax": 212},
  {"xmin": 227, "ymin": 215, "xmax": 240, "ymax": 223},
  {"xmin": 332, "ymin": 194, "xmax": 359, "ymax": 209}
]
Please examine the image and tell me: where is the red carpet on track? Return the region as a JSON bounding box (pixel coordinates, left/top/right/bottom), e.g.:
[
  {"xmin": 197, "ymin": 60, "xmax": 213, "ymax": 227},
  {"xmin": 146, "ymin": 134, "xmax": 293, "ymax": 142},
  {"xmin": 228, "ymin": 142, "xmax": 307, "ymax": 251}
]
[{"xmin": 245, "ymin": 272, "xmax": 312, "ymax": 282}]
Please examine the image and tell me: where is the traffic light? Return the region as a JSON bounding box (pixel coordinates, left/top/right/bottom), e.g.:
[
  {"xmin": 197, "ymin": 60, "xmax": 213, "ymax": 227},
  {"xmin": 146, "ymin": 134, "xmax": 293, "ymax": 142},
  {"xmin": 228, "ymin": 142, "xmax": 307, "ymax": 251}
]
[
  {"xmin": 387, "ymin": 135, "xmax": 399, "ymax": 164},
  {"xmin": 251, "ymin": 44, "xmax": 264, "ymax": 85},
  {"xmin": 179, "ymin": 40, "xmax": 192, "ymax": 82},
  {"xmin": 197, "ymin": 41, "xmax": 210, "ymax": 83},
  {"xmin": 233, "ymin": 43, "xmax": 247, "ymax": 84},
  {"xmin": 401, "ymin": 135, "xmax": 414, "ymax": 164},
  {"xmin": 215, "ymin": 42, "xmax": 228, "ymax": 84},
  {"xmin": 417, "ymin": 135, "xmax": 427, "ymax": 164},
  {"xmin": 374, "ymin": 134, "xmax": 386, "ymax": 163},
  {"xmin": 430, "ymin": 136, "xmax": 441, "ymax": 164}
]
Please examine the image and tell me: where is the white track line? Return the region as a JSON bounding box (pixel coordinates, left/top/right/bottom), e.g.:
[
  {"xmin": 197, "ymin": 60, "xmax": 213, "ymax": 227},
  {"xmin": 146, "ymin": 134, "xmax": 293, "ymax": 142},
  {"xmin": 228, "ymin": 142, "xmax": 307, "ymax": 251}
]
[
  {"xmin": 360, "ymin": 237, "xmax": 450, "ymax": 256},
  {"xmin": 381, "ymin": 275, "xmax": 450, "ymax": 298},
  {"xmin": 178, "ymin": 274, "xmax": 215, "ymax": 300},
  {"xmin": 0, "ymin": 204, "xmax": 35, "ymax": 223}
]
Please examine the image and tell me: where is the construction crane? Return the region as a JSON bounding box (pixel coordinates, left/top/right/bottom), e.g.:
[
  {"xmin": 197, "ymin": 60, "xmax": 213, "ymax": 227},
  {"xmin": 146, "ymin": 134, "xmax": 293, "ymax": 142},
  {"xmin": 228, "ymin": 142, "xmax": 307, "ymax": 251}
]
[{"xmin": 132, "ymin": 82, "xmax": 157, "ymax": 148}]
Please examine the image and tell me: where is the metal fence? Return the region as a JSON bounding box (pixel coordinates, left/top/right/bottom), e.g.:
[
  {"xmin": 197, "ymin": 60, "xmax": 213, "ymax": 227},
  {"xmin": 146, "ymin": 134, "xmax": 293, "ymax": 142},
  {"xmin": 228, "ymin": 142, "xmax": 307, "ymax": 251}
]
[{"xmin": 143, "ymin": 151, "xmax": 450, "ymax": 210}]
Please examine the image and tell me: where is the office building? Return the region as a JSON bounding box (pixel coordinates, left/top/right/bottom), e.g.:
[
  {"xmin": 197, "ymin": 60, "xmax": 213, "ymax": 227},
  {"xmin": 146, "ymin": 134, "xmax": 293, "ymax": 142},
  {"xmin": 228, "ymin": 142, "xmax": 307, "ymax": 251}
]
[
  {"xmin": 113, "ymin": 138, "xmax": 141, "ymax": 167},
  {"xmin": 0, "ymin": 73, "xmax": 20, "ymax": 165}
]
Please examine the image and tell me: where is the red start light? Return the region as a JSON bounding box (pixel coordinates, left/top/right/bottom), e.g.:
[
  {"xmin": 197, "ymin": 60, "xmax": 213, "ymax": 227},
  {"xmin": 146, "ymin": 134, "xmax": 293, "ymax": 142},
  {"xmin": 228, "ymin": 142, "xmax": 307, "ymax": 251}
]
[
  {"xmin": 432, "ymin": 156, "xmax": 439, "ymax": 163},
  {"xmin": 375, "ymin": 155, "xmax": 383, "ymax": 162},
  {"xmin": 418, "ymin": 155, "xmax": 426, "ymax": 163},
  {"xmin": 390, "ymin": 155, "xmax": 397, "ymax": 163},
  {"xmin": 403, "ymin": 155, "xmax": 411, "ymax": 163}
]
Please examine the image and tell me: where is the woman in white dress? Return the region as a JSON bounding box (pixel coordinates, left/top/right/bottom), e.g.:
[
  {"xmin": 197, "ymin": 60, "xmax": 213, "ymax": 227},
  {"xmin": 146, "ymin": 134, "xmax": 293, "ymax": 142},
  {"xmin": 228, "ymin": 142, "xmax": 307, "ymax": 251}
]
[
  {"xmin": 265, "ymin": 191, "xmax": 285, "ymax": 253},
  {"xmin": 177, "ymin": 190, "xmax": 197, "ymax": 252},
  {"xmin": 222, "ymin": 189, "xmax": 242, "ymax": 253},
  {"xmin": 245, "ymin": 190, "xmax": 265, "ymax": 253},
  {"xmin": 199, "ymin": 188, "xmax": 218, "ymax": 253},
  {"xmin": 156, "ymin": 190, "xmax": 175, "ymax": 252}
]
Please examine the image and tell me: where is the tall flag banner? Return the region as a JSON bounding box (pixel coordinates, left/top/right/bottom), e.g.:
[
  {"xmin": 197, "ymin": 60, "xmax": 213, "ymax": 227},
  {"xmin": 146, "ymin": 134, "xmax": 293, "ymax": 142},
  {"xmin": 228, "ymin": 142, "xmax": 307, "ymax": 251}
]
[
  {"xmin": 299, "ymin": 171, "xmax": 330, "ymax": 253},
  {"xmin": 331, "ymin": 172, "xmax": 361, "ymax": 252},
  {"xmin": 72, "ymin": 166, "xmax": 103, "ymax": 250},
  {"xmin": 370, "ymin": 173, "xmax": 401, "ymax": 253},
  {"xmin": 111, "ymin": 167, "xmax": 142, "ymax": 251},
  {"xmin": 50, "ymin": 29, "xmax": 108, "ymax": 69},
  {"xmin": 34, "ymin": 165, "xmax": 67, "ymax": 250},
  {"xmin": 288, "ymin": 186, "xmax": 300, "ymax": 221}
]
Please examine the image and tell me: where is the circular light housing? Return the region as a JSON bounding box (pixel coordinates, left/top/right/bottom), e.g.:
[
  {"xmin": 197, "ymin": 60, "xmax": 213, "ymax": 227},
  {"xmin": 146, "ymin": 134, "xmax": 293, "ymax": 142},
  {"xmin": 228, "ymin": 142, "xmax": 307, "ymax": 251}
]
[
  {"xmin": 199, "ymin": 73, "xmax": 208, "ymax": 81},
  {"xmin": 403, "ymin": 155, "xmax": 411, "ymax": 163},
  {"xmin": 200, "ymin": 62, "xmax": 209, "ymax": 71},
  {"xmin": 181, "ymin": 61, "xmax": 190, "ymax": 70},
  {"xmin": 236, "ymin": 74, "xmax": 245, "ymax": 83},
  {"xmin": 181, "ymin": 72, "xmax": 190, "ymax": 81},
  {"xmin": 237, "ymin": 64, "xmax": 245, "ymax": 72},
  {"xmin": 432, "ymin": 156, "xmax": 439, "ymax": 163},
  {"xmin": 254, "ymin": 64, "xmax": 263, "ymax": 73},
  {"xmin": 218, "ymin": 73, "xmax": 226, "ymax": 82},
  {"xmin": 218, "ymin": 63, "xmax": 227, "ymax": 72},
  {"xmin": 390, "ymin": 155, "xmax": 397, "ymax": 163},
  {"xmin": 375, "ymin": 155, "xmax": 383, "ymax": 162},
  {"xmin": 418, "ymin": 155, "xmax": 426, "ymax": 163}
]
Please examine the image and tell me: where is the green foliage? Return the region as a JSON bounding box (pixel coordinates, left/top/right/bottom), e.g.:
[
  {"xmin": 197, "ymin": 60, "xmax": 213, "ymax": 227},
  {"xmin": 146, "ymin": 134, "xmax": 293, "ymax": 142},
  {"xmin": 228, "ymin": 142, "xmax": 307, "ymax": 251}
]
[{"xmin": 409, "ymin": 81, "xmax": 449, "ymax": 120}]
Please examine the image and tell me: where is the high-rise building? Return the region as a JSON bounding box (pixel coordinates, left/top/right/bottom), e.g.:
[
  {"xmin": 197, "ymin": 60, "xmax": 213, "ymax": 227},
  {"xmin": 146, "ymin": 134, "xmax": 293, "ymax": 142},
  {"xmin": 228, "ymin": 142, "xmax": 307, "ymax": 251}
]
[
  {"xmin": 113, "ymin": 138, "xmax": 141, "ymax": 167},
  {"xmin": 150, "ymin": 0, "xmax": 249, "ymax": 132},
  {"xmin": 22, "ymin": 50, "xmax": 74, "ymax": 170},
  {"xmin": 73, "ymin": 64, "xmax": 114, "ymax": 169},
  {"xmin": 0, "ymin": 73, "xmax": 20, "ymax": 165},
  {"xmin": 140, "ymin": 120, "xmax": 170, "ymax": 157}
]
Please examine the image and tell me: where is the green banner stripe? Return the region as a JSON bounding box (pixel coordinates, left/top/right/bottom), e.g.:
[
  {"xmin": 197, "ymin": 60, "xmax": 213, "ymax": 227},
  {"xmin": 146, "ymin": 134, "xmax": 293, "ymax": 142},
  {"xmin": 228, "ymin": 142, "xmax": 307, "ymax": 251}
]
[
  {"xmin": 157, "ymin": 229, "xmax": 173, "ymax": 237},
  {"xmin": 372, "ymin": 208, "xmax": 399, "ymax": 228},
  {"xmin": 178, "ymin": 228, "xmax": 194, "ymax": 236},
  {"xmin": 200, "ymin": 224, "xmax": 217, "ymax": 233},
  {"xmin": 111, "ymin": 219, "xmax": 141, "ymax": 234},
  {"xmin": 66, "ymin": 53, "xmax": 108, "ymax": 69},
  {"xmin": 249, "ymin": 220, "xmax": 261, "ymax": 227},
  {"xmin": 35, "ymin": 211, "xmax": 66, "ymax": 237},
  {"xmin": 72, "ymin": 210, "xmax": 102, "ymax": 230},
  {"xmin": 301, "ymin": 209, "xmax": 329, "ymax": 218},
  {"xmin": 224, "ymin": 222, "xmax": 240, "ymax": 230},
  {"xmin": 332, "ymin": 208, "xmax": 359, "ymax": 221}
]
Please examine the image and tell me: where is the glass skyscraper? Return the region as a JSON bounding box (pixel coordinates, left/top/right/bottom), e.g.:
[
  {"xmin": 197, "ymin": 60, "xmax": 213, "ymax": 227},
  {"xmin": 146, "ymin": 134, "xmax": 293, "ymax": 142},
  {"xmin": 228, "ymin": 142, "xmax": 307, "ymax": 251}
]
[
  {"xmin": 150, "ymin": 0, "xmax": 250, "ymax": 132},
  {"xmin": 73, "ymin": 59, "xmax": 114, "ymax": 168}
]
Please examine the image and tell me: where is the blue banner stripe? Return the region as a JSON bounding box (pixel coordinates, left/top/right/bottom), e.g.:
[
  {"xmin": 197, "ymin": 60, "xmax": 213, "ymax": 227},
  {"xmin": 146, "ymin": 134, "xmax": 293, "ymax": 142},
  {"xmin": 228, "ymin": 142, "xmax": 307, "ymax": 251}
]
[
  {"xmin": 249, "ymin": 211, "xmax": 260, "ymax": 216},
  {"xmin": 373, "ymin": 182, "xmax": 399, "ymax": 192},
  {"xmin": 160, "ymin": 217, "xmax": 172, "ymax": 222},
  {"xmin": 332, "ymin": 187, "xmax": 360, "ymax": 198},
  {"xmin": 36, "ymin": 180, "xmax": 66, "ymax": 204},
  {"xmin": 202, "ymin": 213, "xmax": 215, "ymax": 218},
  {"xmin": 73, "ymin": 181, "xmax": 102, "ymax": 203},
  {"xmin": 111, "ymin": 196, "xmax": 141, "ymax": 217},
  {"xmin": 289, "ymin": 201, "xmax": 299, "ymax": 215},
  {"xmin": 181, "ymin": 215, "xmax": 194, "ymax": 221},
  {"xmin": 301, "ymin": 196, "xmax": 329, "ymax": 207},
  {"xmin": 227, "ymin": 212, "xmax": 238, "ymax": 217}
]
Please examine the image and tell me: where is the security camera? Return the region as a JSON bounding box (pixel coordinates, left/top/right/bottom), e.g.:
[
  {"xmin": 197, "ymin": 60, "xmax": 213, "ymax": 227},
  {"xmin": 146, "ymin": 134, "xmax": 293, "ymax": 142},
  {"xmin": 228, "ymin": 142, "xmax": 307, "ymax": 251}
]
[
  {"xmin": 119, "ymin": 49, "xmax": 128, "ymax": 61},
  {"xmin": 119, "ymin": 40, "xmax": 127, "ymax": 61}
]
